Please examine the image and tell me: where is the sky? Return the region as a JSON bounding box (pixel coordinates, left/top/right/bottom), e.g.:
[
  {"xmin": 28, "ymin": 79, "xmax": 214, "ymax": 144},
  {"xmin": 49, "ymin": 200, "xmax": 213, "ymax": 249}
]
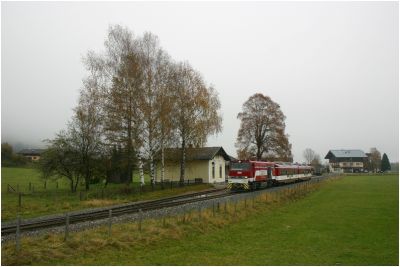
[{"xmin": 1, "ymin": 1, "xmax": 399, "ymax": 163}]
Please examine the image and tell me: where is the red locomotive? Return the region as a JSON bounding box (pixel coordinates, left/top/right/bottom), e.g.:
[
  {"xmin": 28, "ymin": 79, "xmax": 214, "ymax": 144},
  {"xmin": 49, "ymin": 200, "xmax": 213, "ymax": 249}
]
[{"xmin": 227, "ymin": 160, "xmax": 313, "ymax": 190}]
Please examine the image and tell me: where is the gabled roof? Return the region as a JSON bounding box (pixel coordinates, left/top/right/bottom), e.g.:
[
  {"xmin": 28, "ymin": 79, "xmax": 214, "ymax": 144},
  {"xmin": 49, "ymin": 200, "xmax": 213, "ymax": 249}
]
[
  {"xmin": 160, "ymin": 146, "xmax": 231, "ymax": 161},
  {"xmin": 18, "ymin": 149, "xmax": 45, "ymax": 155},
  {"xmin": 324, "ymin": 149, "xmax": 367, "ymax": 159}
]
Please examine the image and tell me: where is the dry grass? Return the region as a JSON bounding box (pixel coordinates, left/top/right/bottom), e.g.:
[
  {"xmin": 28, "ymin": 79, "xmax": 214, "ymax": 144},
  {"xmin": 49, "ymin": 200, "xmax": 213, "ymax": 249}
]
[{"xmin": 82, "ymin": 199, "xmax": 120, "ymax": 207}]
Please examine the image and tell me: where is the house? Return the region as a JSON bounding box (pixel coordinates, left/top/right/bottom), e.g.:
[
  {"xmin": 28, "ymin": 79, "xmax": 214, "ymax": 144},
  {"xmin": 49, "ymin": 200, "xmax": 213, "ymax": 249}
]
[
  {"xmin": 17, "ymin": 149, "xmax": 45, "ymax": 161},
  {"xmin": 155, "ymin": 146, "xmax": 231, "ymax": 183},
  {"xmin": 324, "ymin": 149, "xmax": 367, "ymax": 173}
]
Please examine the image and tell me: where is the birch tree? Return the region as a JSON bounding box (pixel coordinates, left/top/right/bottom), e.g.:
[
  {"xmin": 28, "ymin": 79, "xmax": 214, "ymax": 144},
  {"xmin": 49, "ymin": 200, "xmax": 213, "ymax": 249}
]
[
  {"xmin": 155, "ymin": 54, "xmax": 177, "ymax": 183},
  {"xmin": 171, "ymin": 62, "xmax": 222, "ymax": 184},
  {"xmin": 303, "ymin": 148, "xmax": 316, "ymax": 165},
  {"xmin": 137, "ymin": 33, "xmax": 172, "ymax": 185},
  {"xmin": 83, "ymin": 25, "xmax": 143, "ymax": 184}
]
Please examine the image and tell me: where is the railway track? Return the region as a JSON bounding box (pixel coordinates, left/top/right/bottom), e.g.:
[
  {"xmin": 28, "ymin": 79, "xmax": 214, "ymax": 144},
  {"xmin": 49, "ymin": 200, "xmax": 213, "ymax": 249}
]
[
  {"xmin": 1, "ymin": 188, "xmax": 231, "ymax": 236},
  {"xmin": 2, "ymin": 175, "xmax": 332, "ymax": 236}
]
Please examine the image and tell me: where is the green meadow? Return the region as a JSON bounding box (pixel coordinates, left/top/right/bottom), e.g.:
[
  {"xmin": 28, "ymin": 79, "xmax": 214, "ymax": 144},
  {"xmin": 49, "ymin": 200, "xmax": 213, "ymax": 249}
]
[
  {"xmin": 2, "ymin": 174, "xmax": 398, "ymax": 265},
  {"xmin": 1, "ymin": 167, "xmax": 212, "ymax": 221}
]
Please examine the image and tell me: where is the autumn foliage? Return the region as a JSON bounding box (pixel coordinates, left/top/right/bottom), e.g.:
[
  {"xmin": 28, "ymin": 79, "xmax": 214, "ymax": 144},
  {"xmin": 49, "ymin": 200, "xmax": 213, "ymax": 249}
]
[{"xmin": 236, "ymin": 93, "xmax": 292, "ymax": 161}]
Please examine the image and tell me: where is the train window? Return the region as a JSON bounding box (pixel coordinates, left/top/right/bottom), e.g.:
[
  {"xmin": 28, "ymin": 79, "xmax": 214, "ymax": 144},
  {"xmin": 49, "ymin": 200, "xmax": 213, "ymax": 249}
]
[{"xmin": 230, "ymin": 162, "xmax": 251, "ymax": 170}]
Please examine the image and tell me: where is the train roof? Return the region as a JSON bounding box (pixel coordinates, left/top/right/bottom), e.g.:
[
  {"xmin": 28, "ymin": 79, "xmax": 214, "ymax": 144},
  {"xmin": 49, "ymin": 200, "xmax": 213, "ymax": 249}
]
[
  {"xmin": 232, "ymin": 160, "xmax": 312, "ymax": 168},
  {"xmin": 274, "ymin": 163, "xmax": 313, "ymax": 168},
  {"xmin": 232, "ymin": 160, "xmax": 274, "ymax": 164}
]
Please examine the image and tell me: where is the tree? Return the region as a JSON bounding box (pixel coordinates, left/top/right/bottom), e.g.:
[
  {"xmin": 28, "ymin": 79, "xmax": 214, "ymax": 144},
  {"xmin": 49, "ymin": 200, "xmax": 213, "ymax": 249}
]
[
  {"xmin": 72, "ymin": 82, "xmax": 106, "ymax": 190},
  {"xmin": 80, "ymin": 24, "xmax": 222, "ymax": 186},
  {"xmin": 136, "ymin": 33, "xmax": 173, "ymax": 185},
  {"xmin": 1, "ymin": 143, "xmax": 13, "ymax": 162},
  {"xmin": 236, "ymin": 93, "xmax": 292, "ymax": 161},
  {"xmin": 39, "ymin": 131, "xmax": 82, "ymax": 192},
  {"xmin": 1, "ymin": 142, "xmax": 28, "ymax": 167},
  {"xmin": 154, "ymin": 54, "xmax": 177, "ymax": 183},
  {"xmin": 38, "ymin": 117, "xmax": 106, "ymax": 192},
  {"xmin": 171, "ymin": 62, "xmax": 222, "ymax": 184},
  {"xmin": 368, "ymin": 147, "xmax": 381, "ymax": 172},
  {"xmin": 303, "ymin": 148, "xmax": 316, "ymax": 165},
  {"xmin": 310, "ymin": 154, "xmax": 322, "ymax": 168},
  {"xmin": 84, "ymin": 25, "xmax": 144, "ymax": 184},
  {"xmin": 381, "ymin": 153, "xmax": 391, "ymax": 172},
  {"xmin": 38, "ymin": 84, "xmax": 105, "ymax": 192}
]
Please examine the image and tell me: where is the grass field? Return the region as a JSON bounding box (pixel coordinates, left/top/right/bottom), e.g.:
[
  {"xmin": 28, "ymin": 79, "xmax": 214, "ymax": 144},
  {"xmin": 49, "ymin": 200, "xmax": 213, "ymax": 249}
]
[
  {"xmin": 2, "ymin": 174, "xmax": 398, "ymax": 265},
  {"xmin": 1, "ymin": 167, "xmax": 212, "ymax": 221}
]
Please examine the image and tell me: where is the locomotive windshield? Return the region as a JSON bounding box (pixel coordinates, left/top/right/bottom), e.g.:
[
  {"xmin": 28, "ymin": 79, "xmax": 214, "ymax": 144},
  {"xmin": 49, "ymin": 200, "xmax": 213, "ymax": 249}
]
[{"xmin": 230, "ymin": 162, "xmax": 251, "ymax": 171}]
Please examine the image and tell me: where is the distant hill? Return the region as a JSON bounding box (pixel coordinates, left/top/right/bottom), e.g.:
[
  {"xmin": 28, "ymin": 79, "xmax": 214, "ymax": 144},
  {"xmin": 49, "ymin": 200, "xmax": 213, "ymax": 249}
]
[{"xmin": 1, "ymin": 140, "xmax": 46, "ymax": 153}]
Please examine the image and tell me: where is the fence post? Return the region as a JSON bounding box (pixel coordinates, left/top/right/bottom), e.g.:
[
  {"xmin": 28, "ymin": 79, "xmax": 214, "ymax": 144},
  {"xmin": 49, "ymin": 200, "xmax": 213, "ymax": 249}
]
[
  {"xmin": 64, "ymin": 213, "xmax": 70, "ymax": 241},
  {"xmin": 16, "ymin": 214, "xmax": 21, "ymax": 253},
  {"xmin": 138, "ymin": 209, "xmax": 142, "ymax": 232},
  {"xmin": 18, "ymin": 192, "xmax": 22, "ymax": 208},
  {"xmin": 212, "ymin": 202, "xmax": 215, "ymax": 217},
  {"xmin": 198, "ymin": 206, "xmax": 202, "ymax": 220},
  {"xmin": 108, "ymin": 209, "xmax": 112, "ymax": 237},
  {"xmin": 182, "ymin": 206, "xmax": 186, "ymax": 223}
]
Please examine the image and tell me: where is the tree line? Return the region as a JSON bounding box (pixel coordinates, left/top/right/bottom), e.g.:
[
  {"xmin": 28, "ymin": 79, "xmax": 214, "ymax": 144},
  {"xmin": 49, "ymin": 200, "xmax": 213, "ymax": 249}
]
[
  {"xmin": 365, "ymin": 147, "xmax": 391, "ymax": 172},
  {"xmin": 1, "ymin": 143, "xmax": 28, "ymax": 167},
  {"xmin": 39, "ymin": 25, "xmax": 222, "ymax": 192}
]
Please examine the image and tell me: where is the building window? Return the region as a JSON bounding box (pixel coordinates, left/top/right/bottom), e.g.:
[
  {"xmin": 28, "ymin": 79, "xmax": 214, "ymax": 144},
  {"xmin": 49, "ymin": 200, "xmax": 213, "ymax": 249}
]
[
  {"xmin": 212, "ymin": 162, "xmax": 215, "ymax": 179},
  {"xmin": 219, "ymin": 165, "xmax": 222, "ymax": 178}
]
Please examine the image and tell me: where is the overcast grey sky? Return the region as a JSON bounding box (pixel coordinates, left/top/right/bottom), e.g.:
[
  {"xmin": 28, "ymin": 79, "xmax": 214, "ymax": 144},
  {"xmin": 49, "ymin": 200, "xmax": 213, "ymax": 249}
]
[{"xmin": 2, "ymin": 1, "xmax": 399, "ymax": 163}]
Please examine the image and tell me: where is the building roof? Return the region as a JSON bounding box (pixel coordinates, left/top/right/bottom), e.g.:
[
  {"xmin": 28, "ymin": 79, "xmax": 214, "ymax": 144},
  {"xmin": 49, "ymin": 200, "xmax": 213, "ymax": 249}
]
[
  {"xmin": 324, "ymin": 149, "xmax": 367, "ymax": 159},
  {"xmin": 160, "ymin": 146, "xmax": 231, "ymax": 161},
  {"xmin": 18, "ymin": 149, "xmax": 45, "ymax": 156}
]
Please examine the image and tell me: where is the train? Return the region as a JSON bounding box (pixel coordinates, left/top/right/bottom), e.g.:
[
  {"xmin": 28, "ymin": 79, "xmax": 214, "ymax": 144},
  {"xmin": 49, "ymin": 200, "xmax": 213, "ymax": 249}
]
[{"xmin": 227, "ymin": 160, "xmax": 313, "ymax": 190}]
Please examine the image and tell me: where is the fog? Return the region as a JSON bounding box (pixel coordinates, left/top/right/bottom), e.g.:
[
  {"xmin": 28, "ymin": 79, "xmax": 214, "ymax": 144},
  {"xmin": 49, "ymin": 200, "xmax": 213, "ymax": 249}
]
[{"xmin": 2, "ymin": 1, "xmax": 398, "ymax": 162}]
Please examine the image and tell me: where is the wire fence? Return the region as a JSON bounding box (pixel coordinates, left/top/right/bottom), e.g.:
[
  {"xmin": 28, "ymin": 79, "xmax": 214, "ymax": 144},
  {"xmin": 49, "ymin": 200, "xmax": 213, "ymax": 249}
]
[{"xmin": 11, "ymin": 174, "xmax": 342, "ymax": 253}]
